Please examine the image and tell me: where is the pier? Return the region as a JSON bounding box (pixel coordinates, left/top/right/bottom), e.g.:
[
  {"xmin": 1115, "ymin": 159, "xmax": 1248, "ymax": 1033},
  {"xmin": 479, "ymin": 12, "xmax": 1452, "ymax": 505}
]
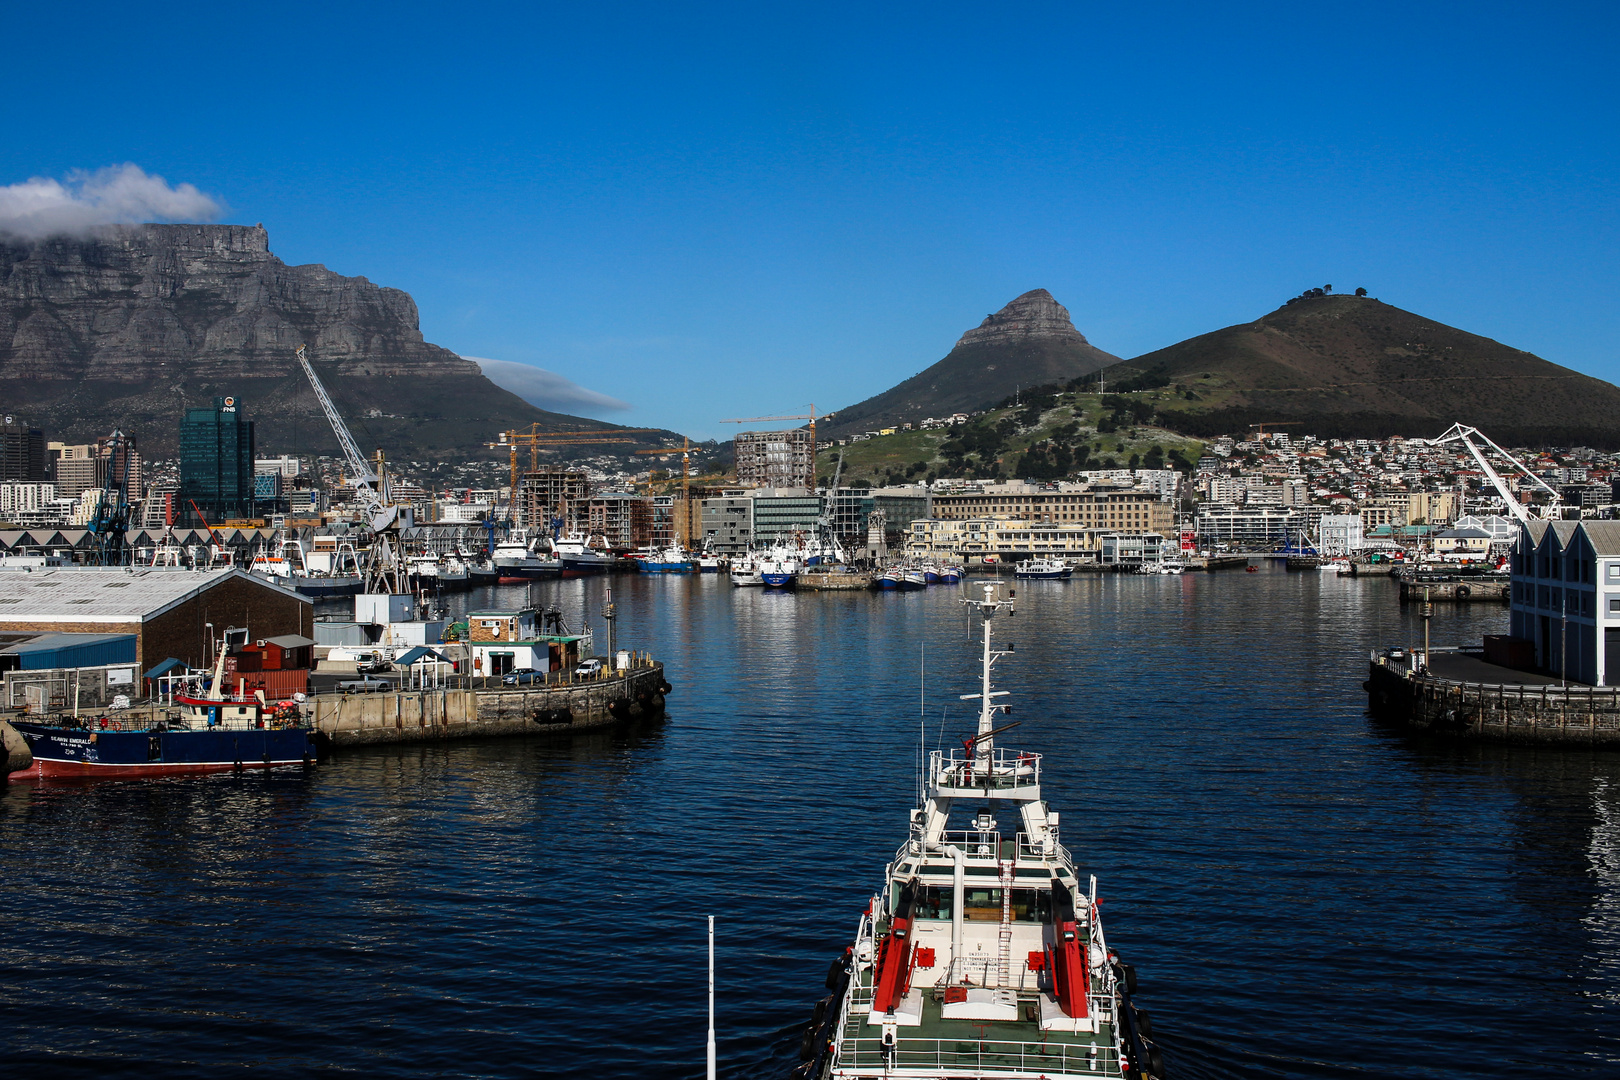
[
  {"xmin": 1396, "ymin": 576, "xmax": 1509, "ymax": 602},
  {"xmin": 1366, "ymin": 647, "xmax": 1620, "ymax": 745}
]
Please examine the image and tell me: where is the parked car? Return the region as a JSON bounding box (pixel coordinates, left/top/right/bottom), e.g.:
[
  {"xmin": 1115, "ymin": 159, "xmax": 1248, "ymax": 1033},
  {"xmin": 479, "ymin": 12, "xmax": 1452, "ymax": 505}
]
[
  {"xmin": 502, "ymin": 668, "xmax": 544, "ymax": 686},
  {"xmin": 574, "ymin": 658, "xmax": 604, "ymax": 677},
  {"xmin": 337, "ymin": 676, "xmax": 391, "ymax": 693}
]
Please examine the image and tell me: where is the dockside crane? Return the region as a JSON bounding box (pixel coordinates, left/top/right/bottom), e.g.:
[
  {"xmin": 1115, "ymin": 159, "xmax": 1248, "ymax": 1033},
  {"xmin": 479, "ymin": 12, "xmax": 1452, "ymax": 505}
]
[
  {"xmin": 294, "ymin": 344, "xmax": 411, "ymax": 593},
  {"xmin": 85, "ymin": 429, "xmax": 133, "ymax": 566},
  {"xmin": 1423, "ymin": 422, "xmax": 1563, "ymax": 525}
]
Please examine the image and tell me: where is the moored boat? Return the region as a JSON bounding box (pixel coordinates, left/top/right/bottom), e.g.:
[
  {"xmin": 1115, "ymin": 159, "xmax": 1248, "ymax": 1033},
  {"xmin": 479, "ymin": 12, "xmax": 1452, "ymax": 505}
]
[
  {"xmin": 1014, "ymin": 557, "xmax": 1073, "ymax": 580},
  {"xmin": 9, "ymin": 650, "xmax": 317, "ymax": 780},
  {"xmin": 729, "ymin": 556, "xmax": 764, "ymax": 586},
  {"xmin": 638, "ymin": 545, "xmax": 696, "ymax": 573},
  {"xmin": 792, "ymin": 583, "xmax": 1165, "ymax": 1080}
]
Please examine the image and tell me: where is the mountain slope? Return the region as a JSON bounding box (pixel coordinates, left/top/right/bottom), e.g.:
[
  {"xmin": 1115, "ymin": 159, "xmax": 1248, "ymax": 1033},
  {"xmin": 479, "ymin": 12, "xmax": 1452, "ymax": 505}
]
[
  {"xmin": 823, "ymin": 289, "xmax": 1120, "ymax": 438},
  {"xmin": 0, "ymin": 225, "xmax": 672, "ymax": 457},
  {"xmin": 1131, "ymin": 293, "xmax": 1620, "ymax": 446}
]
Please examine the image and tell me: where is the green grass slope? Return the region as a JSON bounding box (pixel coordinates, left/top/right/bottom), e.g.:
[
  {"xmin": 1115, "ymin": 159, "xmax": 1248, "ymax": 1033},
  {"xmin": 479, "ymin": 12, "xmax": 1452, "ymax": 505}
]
[{"xmin": 1124, "ymin": 293, "xmax": 1620, "ymax": 446}]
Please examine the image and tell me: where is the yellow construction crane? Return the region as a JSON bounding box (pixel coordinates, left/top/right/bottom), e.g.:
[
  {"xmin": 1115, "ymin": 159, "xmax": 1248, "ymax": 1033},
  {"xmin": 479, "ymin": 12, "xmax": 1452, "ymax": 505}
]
[
  {"xmin": 487, "ymin": 425, "xmax": 658, "ymax": 490},
  {"xmin": 1248, "ymin": 422, "xmax": 1302, "ymax": 440},
  {"xmin": 635, "ymin": 439, "xmax": 702, "ymax": 546},
  {"xmin": 719, "ymin": 406, "xmax": 831, "ymax": 486}
]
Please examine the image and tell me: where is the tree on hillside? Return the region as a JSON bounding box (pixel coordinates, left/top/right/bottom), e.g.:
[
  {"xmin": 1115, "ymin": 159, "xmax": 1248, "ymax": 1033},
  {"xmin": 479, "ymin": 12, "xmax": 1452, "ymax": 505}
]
[{"xmin": 1355, "ymin": 287, "xmax": 1368, "ymax": 297}]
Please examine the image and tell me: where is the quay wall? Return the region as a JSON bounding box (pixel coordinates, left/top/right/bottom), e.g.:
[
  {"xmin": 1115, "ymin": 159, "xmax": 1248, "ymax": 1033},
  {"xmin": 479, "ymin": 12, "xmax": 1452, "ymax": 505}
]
[
  {"xmin": 310, "ymin": 663, "xmax": 668, "ymax": 747},
  {"xmin": 1397, "ymin": 577, "xmax": 1509, "ymax": 602},
  {"xmin": 1366, "ymin": 659, "xmax": 1620, "ymax": 746}
]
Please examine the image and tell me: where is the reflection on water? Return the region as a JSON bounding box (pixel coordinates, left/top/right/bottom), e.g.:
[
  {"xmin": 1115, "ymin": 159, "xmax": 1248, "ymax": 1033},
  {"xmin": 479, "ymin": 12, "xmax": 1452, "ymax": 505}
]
[{"xmin": 4, "ymin": 568, "xmax": 1619, "ymax": 1078}]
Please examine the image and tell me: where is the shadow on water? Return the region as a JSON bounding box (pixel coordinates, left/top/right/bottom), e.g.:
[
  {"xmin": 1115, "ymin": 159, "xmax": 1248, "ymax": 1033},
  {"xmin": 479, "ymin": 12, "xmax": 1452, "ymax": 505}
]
[{"xmin": 4, "ymin": 569, "xmax": 1619, "ymax": 1078}]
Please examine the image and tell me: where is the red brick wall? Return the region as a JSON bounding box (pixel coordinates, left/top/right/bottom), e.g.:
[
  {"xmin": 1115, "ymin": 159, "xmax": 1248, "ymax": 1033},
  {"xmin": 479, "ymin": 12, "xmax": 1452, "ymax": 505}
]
[{"xmin": 140, "ymin": 576, "xmax": 313, "ymax": 671}]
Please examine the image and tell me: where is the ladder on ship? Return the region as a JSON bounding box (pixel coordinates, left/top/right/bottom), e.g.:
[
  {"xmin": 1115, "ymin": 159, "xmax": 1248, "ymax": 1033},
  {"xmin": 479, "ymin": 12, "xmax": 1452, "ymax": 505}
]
[{"xmin": 998, "ymin": 858, "xmax": 1015, "ymax": 986}]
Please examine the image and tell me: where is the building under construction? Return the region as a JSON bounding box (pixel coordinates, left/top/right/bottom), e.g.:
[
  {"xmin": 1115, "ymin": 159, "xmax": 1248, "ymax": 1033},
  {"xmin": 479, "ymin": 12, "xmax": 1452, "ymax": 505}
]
[
  {"xmin": 734, "ymin": 429, "xmax": 813, "ymax": 489},
  {"xmin": 517, "ymin": 467, "xmax": 591, "ymax": 531}
]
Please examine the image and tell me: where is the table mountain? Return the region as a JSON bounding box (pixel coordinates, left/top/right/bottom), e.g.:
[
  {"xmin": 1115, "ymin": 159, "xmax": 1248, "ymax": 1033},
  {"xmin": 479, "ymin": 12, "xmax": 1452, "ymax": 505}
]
[
  {"xmin": 0, "ymin": 224, "xmax": 660, "ymax": 457},
  {"xmin": 823, "ymin": 289, "xmax": 1120, "ymax": 438},
  {"xmin": 1133, "ymin": 292, "xmax": 1620, "ymax": 447}
]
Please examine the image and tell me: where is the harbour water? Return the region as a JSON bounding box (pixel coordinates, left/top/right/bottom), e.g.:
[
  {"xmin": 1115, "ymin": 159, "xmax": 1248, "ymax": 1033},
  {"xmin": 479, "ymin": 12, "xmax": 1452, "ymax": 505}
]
[{"xmin": 3, "ymin": 567, "xmax": 1618, "ymax": 1077}]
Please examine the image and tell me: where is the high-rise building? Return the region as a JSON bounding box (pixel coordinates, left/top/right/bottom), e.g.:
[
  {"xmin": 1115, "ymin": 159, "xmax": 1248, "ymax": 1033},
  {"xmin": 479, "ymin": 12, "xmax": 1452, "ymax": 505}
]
[
  {"xmin": 48, "ymin": 434, "xmax": 141, "ymax": 499},
  {"xmin": 734, "ymin": 429, "xmax": 813, "ymax": 488},
  {"xmin": 180, "ymin": 396, "xmax": 256, "ymax": 521},
  {"xmin": 516, "ymin": 467, "xmax": 591, "ymax": 531},
  {"xmin": 0, "ymin": 417, "xmax": 47, "ymax": 482}
]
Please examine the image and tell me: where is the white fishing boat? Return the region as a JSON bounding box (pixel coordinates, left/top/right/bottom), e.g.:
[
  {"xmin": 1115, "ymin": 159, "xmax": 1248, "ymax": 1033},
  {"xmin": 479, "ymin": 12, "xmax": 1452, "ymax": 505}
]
[
  {"xmin": 729, "ymin": 556, "xmax": 764, "ymax": 587},
  {"xmin": 793, "ymin": 583, "xmax": 1165, "ymax": 1080}
]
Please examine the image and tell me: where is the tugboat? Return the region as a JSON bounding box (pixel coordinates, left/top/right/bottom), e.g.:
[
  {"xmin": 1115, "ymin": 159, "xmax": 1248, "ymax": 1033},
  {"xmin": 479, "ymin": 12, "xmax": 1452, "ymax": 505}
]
[
  {"xmin": 793, "ymin": 582, "xmax": 1166, "ymax": 1080},
  {"xmin": 9, "ymin": 649, "xmax": 318, "ymax": 780}
]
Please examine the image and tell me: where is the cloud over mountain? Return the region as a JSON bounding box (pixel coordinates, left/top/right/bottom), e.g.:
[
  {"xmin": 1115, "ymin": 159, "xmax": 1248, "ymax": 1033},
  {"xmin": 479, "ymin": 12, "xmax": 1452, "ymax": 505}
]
[
  {"xmin": 0, "ymin": 164, "xmax": 223, "ymax": 241},
  {"xmin": 464, "ymin": 356, "xmax": 631, "ymax": 416}
]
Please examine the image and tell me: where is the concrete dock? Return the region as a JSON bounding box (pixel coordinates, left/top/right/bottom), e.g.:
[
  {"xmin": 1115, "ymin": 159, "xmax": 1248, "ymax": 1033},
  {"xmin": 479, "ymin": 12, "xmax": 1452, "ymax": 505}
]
[
  {"xmin": 1397, "ymin": 576, "xmax": 1510, "ymax": 602},
  {"xmin": 1366, "ymin": 647, "xmax": 1620, "ymax": 745},
  {"xmin": 310, "ymin": 662, "xmax": 668, "ymax": 747}
]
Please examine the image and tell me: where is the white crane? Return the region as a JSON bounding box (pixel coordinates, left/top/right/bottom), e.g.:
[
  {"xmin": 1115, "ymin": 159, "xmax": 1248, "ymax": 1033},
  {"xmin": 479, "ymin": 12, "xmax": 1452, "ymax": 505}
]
[
  {"xmin": 295, "ymin": 345, "xmax": 413, "ymax": 592},
  {"xmin": 1423, "ymin": 423, "xmax": 1562, "ymax": 525}
]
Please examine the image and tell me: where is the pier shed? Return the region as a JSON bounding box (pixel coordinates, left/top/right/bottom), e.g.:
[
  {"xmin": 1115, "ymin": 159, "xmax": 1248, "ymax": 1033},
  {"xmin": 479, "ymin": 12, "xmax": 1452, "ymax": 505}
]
[
  {"xmin": 0, "ymin": 567, "xmax": 311, "ymax": 674},
  {"xmin": 1507, "ymin": 520, "xmax": 1620, "ymax": 685}
]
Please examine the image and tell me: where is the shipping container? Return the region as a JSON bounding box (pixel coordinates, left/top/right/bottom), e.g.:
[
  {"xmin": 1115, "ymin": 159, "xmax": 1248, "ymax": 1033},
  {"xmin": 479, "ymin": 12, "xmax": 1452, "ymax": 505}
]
[{"xmin": 233, "ymin": 669, "xmax": 309, "ymax": 699}]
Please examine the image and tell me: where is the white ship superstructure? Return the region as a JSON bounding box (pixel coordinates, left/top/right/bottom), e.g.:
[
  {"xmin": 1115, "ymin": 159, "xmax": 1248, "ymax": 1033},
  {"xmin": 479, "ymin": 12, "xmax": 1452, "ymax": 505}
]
[{"xmin": 797, "ymin": 583, "xmax": 1165, "ymax": 1080}]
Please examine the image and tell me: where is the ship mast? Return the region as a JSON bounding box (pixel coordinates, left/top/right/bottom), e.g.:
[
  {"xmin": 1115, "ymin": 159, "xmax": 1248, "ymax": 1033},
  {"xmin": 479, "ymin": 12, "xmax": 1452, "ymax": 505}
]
[{"xmin": 961, "ymin": 582, "xmax": 1015, "ymax": 775}]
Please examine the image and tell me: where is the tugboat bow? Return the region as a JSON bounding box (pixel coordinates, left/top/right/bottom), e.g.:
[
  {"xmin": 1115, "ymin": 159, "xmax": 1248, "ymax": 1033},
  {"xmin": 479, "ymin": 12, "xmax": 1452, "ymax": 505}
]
[{"xmin": 794, "ymin": 582, "xmax": 1165, "ymax": 1080}]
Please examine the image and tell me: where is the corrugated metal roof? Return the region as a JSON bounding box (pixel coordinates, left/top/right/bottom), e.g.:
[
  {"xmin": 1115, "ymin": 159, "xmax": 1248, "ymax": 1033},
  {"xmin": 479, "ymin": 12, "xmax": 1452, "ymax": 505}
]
[
  {"xmin": 0, "ymin": 567, "xmax": 305, "ymax": 624},
  {"xmin": 1581, "ymin": 521, "xmax": 1620, "ymax": 556},
  {"xmin": 0, "ymin": 632, "xmax": 137, "ymax": 670}
]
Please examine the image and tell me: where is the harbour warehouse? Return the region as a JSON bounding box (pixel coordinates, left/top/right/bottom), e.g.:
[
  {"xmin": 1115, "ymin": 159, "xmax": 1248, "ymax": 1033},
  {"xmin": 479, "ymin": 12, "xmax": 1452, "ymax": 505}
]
[{"xmin": 0, "ymin": 566, "xmax": 312, "ymax": 672}]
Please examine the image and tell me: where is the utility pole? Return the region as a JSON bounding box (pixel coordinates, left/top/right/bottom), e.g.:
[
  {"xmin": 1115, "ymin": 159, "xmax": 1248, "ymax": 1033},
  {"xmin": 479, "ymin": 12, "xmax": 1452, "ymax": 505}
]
[{"xmin": 1421, "ymin": 586, "xmax": 1432, "ymax": 673}]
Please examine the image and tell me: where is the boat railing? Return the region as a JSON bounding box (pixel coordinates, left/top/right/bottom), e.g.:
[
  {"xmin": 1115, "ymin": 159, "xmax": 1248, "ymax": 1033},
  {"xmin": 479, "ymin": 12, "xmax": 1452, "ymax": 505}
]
[
  {"xmin": 930, "ymin": 747, "xmax": 1041, "ymax": 791},
  {"xmin": 943, "ymin": 955, "xmax": 1040, "ymax": 991},
  {"xmin": 839, "ymin": 1034, "xmax": 1118, "ymax": 1075}
]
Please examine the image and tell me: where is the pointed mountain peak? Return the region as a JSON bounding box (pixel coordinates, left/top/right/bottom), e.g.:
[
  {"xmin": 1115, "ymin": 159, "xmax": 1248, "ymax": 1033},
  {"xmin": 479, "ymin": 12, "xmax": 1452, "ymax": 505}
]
[{"xmin": 956, "ymin": 288, "xmax": 1091, "ymax": 349}]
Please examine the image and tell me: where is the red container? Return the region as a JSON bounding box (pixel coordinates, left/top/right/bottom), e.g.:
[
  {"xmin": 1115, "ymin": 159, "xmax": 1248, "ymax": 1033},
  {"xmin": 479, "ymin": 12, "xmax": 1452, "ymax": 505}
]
[{"xmin": 233, "ymin": 669, "xmax": 310, "ymax": 699}]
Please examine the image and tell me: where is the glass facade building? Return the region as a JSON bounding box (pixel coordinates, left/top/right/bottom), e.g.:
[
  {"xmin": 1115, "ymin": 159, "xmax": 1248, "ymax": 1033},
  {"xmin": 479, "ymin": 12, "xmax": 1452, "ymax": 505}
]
[{"xmin": 180, "ymin": 396, "xmax": 256, "ymax": 521}]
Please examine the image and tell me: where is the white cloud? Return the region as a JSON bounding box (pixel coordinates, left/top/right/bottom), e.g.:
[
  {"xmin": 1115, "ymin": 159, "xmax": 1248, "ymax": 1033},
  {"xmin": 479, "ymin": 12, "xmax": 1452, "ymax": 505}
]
[
  {"xmin": 465, "ymin": 356, "xmax": 631, "ymax": 416},
  {"xmin": 0, "ymin": 164, "xmax": 223, "ymax": 241}
]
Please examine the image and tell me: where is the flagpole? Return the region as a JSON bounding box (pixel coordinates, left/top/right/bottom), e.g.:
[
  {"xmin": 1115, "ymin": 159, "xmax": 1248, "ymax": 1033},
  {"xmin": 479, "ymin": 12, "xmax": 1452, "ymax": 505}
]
[{"xmin": 707, "ymin": 915, "xmax": 717, "ymax": 1080}]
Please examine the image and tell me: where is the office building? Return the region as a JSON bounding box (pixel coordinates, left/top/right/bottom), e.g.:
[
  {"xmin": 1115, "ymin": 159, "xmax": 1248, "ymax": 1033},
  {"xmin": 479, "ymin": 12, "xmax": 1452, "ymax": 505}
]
[
  {"xmin": 734, "ymin": 429, "xmax": 814, "ymax": 489},
  {"xmin": 0, "ymin": 418, "xmax": 47, "ymax": 483},
  {"xmin": 179, "ymin": 396, "xmax": 256, "ymax": 521}
]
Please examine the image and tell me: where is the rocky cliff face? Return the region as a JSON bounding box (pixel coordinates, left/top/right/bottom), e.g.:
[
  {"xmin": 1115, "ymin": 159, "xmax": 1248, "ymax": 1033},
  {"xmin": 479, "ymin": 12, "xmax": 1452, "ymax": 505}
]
[
  {"xmin": 952, "ymin": 289, "xmax": 1096, "ymax": 350},
  {"xmin": 824, "ymin": 289, "xmax": 1120, "ymax": 438},
  {"xmin": 0, "ymin": 225, "xmax": 608, "ymax": 457}
]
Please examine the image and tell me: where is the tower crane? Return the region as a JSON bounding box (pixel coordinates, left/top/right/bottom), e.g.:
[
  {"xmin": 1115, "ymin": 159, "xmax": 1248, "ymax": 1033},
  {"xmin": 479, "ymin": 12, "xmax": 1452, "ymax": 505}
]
[
  {"xmin": 634, "ymin": 438, "xmax": 699, "ymax": 546},
  {"xmin": 720, "ymin": 405, "xmax": 831, "ymax": 488},
  {"xmin": 294, "ymin": 344, "xmax": 411, "ymax": 592},
  {"xmin": 489, "ymin": 425, "xmax": 658, "ymax": 492},
  {"xmin": 1423, "ymin": 422, "xmax": 1563, "ymax": 525}
]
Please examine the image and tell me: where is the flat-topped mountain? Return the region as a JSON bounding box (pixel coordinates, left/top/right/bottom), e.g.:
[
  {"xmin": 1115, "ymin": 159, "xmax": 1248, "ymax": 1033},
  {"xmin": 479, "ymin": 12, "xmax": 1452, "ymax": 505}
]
[
  {"xmin": 1134, "ymin": 293, "xmax": 1620, "ymax": 446},
  {"xmin": 823, "ymin": 289, "xmax": 1119, "ymax": 438},
  {"xmin": 0, "ymin": 224, "xmax": 662, "ymax": 457}
]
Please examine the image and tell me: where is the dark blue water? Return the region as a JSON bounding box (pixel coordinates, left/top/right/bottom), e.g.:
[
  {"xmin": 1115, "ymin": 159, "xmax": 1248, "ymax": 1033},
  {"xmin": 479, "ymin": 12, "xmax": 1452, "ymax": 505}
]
[{"xmin": 4, "ymin": 568, "xmax": 1618, "ymax": 1077}]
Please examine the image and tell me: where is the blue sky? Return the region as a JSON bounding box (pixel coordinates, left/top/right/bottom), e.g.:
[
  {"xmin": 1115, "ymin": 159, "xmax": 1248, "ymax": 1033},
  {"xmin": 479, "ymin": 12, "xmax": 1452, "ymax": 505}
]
[{"xmin": 5, "ymin": 2, "xmax": 1617, "ymax": 440}]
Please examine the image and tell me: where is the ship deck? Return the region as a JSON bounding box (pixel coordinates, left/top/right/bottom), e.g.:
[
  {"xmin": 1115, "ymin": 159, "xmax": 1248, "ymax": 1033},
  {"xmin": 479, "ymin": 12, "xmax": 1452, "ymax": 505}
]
[{"xmin": 834, "ymin": 969, "xmax": 1122, "ymax": 1077}]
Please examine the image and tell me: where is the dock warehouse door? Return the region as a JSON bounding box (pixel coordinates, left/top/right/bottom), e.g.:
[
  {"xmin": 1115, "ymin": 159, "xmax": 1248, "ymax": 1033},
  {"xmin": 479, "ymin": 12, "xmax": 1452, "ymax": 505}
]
[
  {"xmin": 490, "ymin": 652, "xmax": 514, "ymax": 676},
  {"xmin": 1606, "ymin": 629, "xmax": 1620, "ymax": 686}
]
